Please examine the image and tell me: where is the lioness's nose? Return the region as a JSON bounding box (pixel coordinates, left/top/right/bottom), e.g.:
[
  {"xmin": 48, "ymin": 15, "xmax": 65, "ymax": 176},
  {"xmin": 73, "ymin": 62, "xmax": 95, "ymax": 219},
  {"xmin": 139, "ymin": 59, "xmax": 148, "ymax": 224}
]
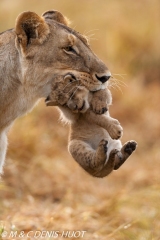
[{"xmin": 95, "ymin": 72, "xmax": 111, "ymax": 83}]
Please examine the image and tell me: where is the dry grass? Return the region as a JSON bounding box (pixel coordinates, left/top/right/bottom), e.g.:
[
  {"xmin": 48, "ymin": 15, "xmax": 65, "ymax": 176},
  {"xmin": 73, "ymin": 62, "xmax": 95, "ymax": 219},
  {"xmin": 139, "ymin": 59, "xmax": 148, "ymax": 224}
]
[{"xmin": 0, "ymin": 1, "xmax": 160, "ymax": 239}]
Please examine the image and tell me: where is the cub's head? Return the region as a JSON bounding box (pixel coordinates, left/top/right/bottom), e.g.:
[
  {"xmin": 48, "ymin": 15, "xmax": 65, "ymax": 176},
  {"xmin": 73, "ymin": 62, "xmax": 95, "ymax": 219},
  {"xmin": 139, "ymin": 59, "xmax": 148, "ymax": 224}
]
[
  {"xmin": 15, "ymin": 10, "xmax": 111, "ymax": 93},
  {"xmin": 46, "ymin": 73, "xmax": 89, "ymax": 113},
  {"xmin": 45, "ymin": 73, "xmax": 80, "ymax": 106}
]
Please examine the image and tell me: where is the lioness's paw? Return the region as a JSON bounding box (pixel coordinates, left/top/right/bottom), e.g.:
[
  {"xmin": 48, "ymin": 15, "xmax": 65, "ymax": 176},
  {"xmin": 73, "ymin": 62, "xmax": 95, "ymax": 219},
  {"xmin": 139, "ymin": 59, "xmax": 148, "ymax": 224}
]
[{"xmin": 108, "ymin": 120, "xmax": 123, "ymax": 139}]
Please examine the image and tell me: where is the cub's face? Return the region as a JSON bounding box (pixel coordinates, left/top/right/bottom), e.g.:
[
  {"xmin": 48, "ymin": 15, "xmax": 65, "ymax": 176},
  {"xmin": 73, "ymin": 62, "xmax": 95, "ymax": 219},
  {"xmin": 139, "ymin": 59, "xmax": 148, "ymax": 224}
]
[
  {"xmin": 46, "ymin": 73, "xmax": 89, "ymax": 113},
  {"xmin": 45, "ymin": 73, "xmax": 81, "ymax": 105}
]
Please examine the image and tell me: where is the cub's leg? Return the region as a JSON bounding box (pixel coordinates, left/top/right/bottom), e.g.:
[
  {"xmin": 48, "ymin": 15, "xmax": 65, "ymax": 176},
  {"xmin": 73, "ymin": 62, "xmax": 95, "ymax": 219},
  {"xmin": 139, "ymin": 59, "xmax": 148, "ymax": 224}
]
[
  {"xmin": 94, "ymin": 140, "xmax": 137, "ymax": 178},
  {"xmin": 69, "ymin": 139, "xmax": 137, "ymax": 178},
  {"xmin": 0, "ymin": 131, "xmax": 8, "ymax": 174},
  {"xmin": 114, "ymin": 140, "xmax": 137, "ymax": 170},
  {"xmin": 96, "ymin": 139, "xmax": 122, "ymax": 177},
  {"xmin": 86, "ymin": 111, "xmax": 123, "ymax": 140},
  {"xmin": 90, "ymin": 89, "xmax": 111, "ymax": 114},
  {"xmin": 68, "ymin": 139, "xmax": 113, "ymax": 177}
]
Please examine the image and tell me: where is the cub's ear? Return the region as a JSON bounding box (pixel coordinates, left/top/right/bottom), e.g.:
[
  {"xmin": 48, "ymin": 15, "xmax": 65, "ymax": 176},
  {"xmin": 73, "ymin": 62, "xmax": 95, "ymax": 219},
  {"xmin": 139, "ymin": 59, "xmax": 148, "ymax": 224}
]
[
  {"xmin": 15, "ymin": 11, "xmax": 50, "ymax": 54},
  {"xmin": 42, "ymin": 10, "xmax": 70, "ymax": 26}
]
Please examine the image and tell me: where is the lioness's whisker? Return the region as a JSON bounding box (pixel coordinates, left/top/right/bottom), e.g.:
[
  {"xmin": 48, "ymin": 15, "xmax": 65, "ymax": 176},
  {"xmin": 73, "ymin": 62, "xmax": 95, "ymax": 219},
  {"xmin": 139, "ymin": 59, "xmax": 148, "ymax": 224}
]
[
  {"xmin": 65, "ymin": 86, "xmax": 78, "ymax": 95},
  {"xmin": 83, "ymin": 29, "xmax": 99, "ymax": 36},
  {"xmin": 111, "ymin": 76, "xmax": 128, "ymax": 88},
  {"xmin": 86, "ymin": 33, "xmax": 98, "ymax": 42},
  {"xmin": 111, "ymin": 74, "xmax": 127, "ymax": 87},
  {"xmin": 64, "ymin": 80, "xmax": 80, "ymax": 95},
  {"xmin": 63, "ymin": 79, "xmax": 80, "ymax": 91},
  {"xmin": 69, "ymin": 83, "xmax": 83, "ymax": 101},
  {"xmin": 112, "ymin": 73, "xmax": 127, "ymax": 80},
  {"xmin": 108, "ymin": 79, "xmax": 124, "ymax": 94},
  {"xmin": 69, "ymin": 86, "xmax": 79, "ymax": 101}
]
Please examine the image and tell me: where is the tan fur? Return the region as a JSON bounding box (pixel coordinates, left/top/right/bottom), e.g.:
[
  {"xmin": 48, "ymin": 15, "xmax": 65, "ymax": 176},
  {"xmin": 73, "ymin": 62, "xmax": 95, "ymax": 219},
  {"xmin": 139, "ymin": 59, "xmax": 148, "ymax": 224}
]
[
  {"xmin": 46, "ymin": 74, "xmax": 137, "ymax": 178},
  {"xmin": 0, "ymin": 10, "xmax": 111, "ymax": 173}
]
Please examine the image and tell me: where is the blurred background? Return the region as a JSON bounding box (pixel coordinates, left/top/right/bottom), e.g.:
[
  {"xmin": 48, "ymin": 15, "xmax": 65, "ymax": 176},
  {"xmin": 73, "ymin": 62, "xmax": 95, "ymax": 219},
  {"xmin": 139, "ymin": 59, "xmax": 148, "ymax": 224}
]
[{"xmin": 0, "ymin": 0, "xmax": 160, "ymax": 239}]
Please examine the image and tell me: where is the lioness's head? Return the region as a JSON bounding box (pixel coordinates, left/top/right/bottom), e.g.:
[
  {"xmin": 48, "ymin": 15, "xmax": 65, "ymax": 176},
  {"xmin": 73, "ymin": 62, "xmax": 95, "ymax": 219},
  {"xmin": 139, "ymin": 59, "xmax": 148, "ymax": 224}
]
[{"xmin": 15, "ymin": 10, "xmax": 111, "ymax": 94}]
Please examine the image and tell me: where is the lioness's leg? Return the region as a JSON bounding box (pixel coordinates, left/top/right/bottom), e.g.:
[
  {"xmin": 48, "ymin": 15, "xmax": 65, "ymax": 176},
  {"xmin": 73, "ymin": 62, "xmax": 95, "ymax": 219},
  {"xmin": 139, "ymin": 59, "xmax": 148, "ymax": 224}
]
[
  {"xmin": 0, "ymin": 131, "xmax": 8, "ymax": 174},
  {"xmin": 68, "ymin": 139, "xmax": 110, "ymax": 177}
]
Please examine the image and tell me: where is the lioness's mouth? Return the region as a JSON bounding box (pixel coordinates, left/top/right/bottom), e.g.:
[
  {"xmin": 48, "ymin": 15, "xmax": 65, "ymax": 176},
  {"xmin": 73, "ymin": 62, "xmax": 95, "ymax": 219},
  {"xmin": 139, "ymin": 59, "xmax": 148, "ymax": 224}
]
[
  {"xmin": 45, "ymin": 96, "xmax": 50, "ymax": 102},
  {"xmin": 45, "ymin": 96, "xmax": 51, "ymax": 106}
]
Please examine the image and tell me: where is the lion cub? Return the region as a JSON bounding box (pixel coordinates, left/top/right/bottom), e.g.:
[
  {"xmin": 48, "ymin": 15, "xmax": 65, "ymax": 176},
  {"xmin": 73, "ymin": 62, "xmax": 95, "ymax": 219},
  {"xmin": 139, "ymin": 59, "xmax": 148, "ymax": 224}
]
[{"xmin": 46, "ymin": 74, "xmax": 137, "ymax": 178}]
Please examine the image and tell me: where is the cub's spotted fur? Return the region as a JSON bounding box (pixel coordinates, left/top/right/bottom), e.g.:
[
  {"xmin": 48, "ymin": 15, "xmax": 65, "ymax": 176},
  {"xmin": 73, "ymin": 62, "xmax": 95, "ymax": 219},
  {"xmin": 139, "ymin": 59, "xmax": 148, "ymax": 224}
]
[{"xmin": 46, "ymin": 74, "xmax": 137, "ymax": 178}]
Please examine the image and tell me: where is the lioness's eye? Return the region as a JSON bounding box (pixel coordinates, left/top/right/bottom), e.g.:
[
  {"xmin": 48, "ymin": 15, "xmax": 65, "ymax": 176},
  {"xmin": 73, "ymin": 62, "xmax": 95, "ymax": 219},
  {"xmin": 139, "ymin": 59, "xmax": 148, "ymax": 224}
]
[
  {"xmin": 63, "ymin": 46, "xmax": 77, "ymax": 55},
  {"xmin": 64, "ymin": 46, "xmax": 73, "ymax": 52}
]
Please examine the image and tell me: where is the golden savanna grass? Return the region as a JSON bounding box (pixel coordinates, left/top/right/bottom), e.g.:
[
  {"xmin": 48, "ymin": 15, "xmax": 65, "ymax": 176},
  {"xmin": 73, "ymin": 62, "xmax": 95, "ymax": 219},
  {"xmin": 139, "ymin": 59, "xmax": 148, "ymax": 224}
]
[{"xmin": 0, "ymin": 0, "xmax": 160, "ymax": 239}]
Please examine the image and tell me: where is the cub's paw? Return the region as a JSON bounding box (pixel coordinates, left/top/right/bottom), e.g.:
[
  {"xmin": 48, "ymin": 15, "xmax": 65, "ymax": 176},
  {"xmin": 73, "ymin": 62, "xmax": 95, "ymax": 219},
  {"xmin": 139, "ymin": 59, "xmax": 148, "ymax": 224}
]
[
  {"xmin": 99, "ymin": 139, "xmax": 108, "ymax": 153},
  {"xmin": 96, "ymin": 139, "xmax": 108, "ymax": 160},
  {"xmin": 123, "ymin": 140, "xmax": 137, "ymax": 155},
  {"xmin": 108, "ymin": 119, "xmax": 123, "ymax": 139},
  {"xmin": 90, "ymin": 89, "xmax": 110, "ymax": 115},
  {"xmin": 114, "ymin": 140, "xmax": 137, "ymax": 170},
  {"xmin": 91, "ymin": 100, "xmax": 108, "ymax": 114}
]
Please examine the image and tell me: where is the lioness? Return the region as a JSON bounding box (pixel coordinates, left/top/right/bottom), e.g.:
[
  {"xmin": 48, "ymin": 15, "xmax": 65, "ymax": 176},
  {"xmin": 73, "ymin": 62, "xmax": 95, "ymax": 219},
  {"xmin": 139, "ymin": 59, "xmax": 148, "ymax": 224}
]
[
  {"xmin": 0, "ymin": 10, "xmax": 111, "ymax": 173},
  {"xmin": 46, "ymin": 74, "xmax": 137, "ymax": 178}
]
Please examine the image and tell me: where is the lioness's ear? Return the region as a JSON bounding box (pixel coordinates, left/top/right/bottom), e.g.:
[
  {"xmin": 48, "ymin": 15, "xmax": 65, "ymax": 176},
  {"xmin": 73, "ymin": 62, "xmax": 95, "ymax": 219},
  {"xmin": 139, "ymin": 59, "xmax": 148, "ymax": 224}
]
[
  {"xmin": 15, "ymin": 11, "xmax": 50, "ymax": 54},
  {"xmin": 42, "ymin": 10, "xmax": 70, "ymax": 26}
]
